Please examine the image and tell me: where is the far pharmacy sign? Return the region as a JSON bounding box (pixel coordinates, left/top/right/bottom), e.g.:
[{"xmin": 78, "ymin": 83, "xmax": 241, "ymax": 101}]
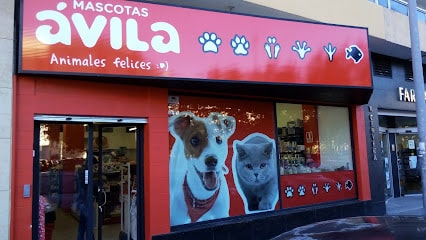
[
  {"xmin": 19, "ymin": 0, "xmax": 372, "ymax": 87},
  {"xmin": 398, "ymin": 87, "xmax": 426, "ymax": 102}
]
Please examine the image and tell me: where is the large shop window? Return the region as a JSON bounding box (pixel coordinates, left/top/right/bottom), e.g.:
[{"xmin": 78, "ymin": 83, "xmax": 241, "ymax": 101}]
[
  {"xmin": 276, "ymin": 103, "xmax": 356, "ymax": 208},
  {"xmin": 168, "ymin": 96, "xmax": 357, "ymax": 227}
]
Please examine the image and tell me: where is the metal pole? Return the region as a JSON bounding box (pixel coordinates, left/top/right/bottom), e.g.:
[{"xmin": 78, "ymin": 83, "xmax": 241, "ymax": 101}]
[{"xmin": 408, "ymin": 0, "xmax": 426, "ymax": 215}]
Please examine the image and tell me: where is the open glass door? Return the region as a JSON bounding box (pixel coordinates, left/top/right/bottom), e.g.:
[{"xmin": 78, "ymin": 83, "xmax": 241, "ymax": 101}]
[
  {"xmin": 95, "ymin": 125, "xmax": 139, "ymax": 240},
  {"xmin": 34, "ymin": 116, "xmax": 144, "ymax": 240},
  {"xmin": 36, "ymin": 122, "xmax": 95, "ymax": 240},
  {"xmin": 396, "ymin": 133, "xmax": 421, "ymax": 195}
]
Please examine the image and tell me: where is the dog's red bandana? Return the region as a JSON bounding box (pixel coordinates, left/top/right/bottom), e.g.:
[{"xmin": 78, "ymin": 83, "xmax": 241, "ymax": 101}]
[{"xmin": 183, "ymin": 174, "xmax": 220, "ymax": 222}]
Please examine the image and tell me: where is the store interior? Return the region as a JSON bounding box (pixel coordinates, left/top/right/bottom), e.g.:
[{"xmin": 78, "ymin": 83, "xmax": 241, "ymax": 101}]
[
  {"xmin": 276, "ymin": 103, "xmax": 354, "ymax": 176},
  {"xmin": 38, "ymin": 123, "xmax": 138, "ymax": 240},
  {"xmin": 379, "ymin": 115, "xmax": 422, "ymax": 197}
]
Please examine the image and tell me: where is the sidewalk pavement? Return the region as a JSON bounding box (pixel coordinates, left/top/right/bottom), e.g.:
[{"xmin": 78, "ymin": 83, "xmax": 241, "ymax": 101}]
[{"xmin": 386, "ymin": 194, "xmax": 425, "ymax": 215}]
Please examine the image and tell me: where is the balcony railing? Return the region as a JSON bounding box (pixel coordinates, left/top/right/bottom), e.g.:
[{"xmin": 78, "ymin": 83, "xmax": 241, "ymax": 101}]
[{"xmin": 369, "ymin": 0, "xmax": 426, "ymax": 22}]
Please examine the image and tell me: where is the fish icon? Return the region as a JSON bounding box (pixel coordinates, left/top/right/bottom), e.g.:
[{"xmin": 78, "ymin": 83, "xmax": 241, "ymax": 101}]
[{"xmin": 345, "ymin": 45, "xmax": 363, "ymax": 64}]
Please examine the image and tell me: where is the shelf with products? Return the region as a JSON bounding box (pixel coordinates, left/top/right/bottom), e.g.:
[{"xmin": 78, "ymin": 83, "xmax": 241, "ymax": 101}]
[
  {"xmin": 278, "ymin": 126, "xmax": 307, "ymax": 175},
  {"xmin": 92, "ymin": 144, "xmax": 134, "ymax": 225}
]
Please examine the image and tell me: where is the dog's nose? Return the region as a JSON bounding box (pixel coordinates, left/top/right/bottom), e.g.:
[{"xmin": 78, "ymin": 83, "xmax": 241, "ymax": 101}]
[{"xmin": 205, "ymin": 156, "xmax": 218, "ymax": 167}]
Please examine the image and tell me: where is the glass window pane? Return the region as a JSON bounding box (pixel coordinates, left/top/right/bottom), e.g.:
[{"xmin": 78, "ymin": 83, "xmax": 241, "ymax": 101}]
[
  {"xmin": 276, "ymin": 104, "xmax": 353, "ymax": 174},
  {"xmin": 379, "ymin": 0, "xmax": 389, "ymax": 7},
  {"xmin": 381, "ymin": 133, "xmax": 393, "ymax": 199},
  {"xmin": 38, "ymin": 123, "xmax": 138, "ymax": 239},
  {"xmin": 396, "ymin": 134, "xmax": 421, "ymax": 194},
  {"xmin": 275, "ymin": 103, "xmax": 357, "ymax": 208},
  {"xmin": 39, "ymin": 123, "xmax": 88, "ymax": 240},
  {"xmin": 317, "ymin": 106, "xmax": 353, "ymax": 170},
  {"xmin": 390, "ymin": 0, "xmax": 408, "ymax": 15},
  {"xmin": 417, "ymin": 10, "xmax": 426, "ymax": 22}
]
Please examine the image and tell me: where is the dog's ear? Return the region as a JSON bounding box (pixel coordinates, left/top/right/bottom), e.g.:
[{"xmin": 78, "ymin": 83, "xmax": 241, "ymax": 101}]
[
  {"xmin": 173, "ymin": 115, "xmax": 192, "ymax": 138},
  {"xmin": 222, "ymin": 116, "xmax": 236, "ymax": 136},
  {"xmin": 208, "ymin": 113, "xmax": 236, "ymax": 137}
]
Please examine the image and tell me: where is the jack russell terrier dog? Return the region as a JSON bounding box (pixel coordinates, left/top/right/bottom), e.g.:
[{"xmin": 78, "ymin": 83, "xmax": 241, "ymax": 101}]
[{"xmin": 169, "ymin": 111, "xmax": 236, "ymax": 226}]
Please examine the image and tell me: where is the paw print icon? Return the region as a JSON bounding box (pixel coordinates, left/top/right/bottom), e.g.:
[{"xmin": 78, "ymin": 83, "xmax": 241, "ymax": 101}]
[
  {"xmin": 323, "ymin": 183, "xmax": 331, "ymax": 193},
  {"xmin": 336, "ymin": 182, "xmax": 342, "ymax": 191},
  {"xmin": 298, "ymin": 185, "xmax": 306, "ymax": 196},
  {"xmin": 285, "ymin": 186, "xmax": 294, "ymax": 198},
  {"xmin": 264, "ymin": 36, "xmax": 281, "ymax": 59},
  {"xmin": 230, "ymin": 34, "xmax": 250, "ymax": 56},
  {"xmin": 312, "ymin": 183, "xmax": 319, "ymax": 195},
  {"xmin": 198, "ymin": 32, "xmax": 222, "ymax": 53},
  {"xmin": 292, "ymin": 40, "xmax": 311, "ymax": 59}
]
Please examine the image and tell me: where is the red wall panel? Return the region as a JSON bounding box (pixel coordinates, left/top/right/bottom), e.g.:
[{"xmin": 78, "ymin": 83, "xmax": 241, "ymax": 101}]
[
  {"xmin": 352, "ymin": 105, "xmax": 371, "ymax": 200},
  {"xmin": 11, "ymin": 76, "xmax": 170, "ymax": 240}
]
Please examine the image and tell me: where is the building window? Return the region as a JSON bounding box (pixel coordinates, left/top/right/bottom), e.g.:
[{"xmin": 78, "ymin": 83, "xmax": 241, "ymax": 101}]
[
  {"xmin": 404, "ymin": 62, "xmax": 414, "ymax": 81},
  {"xmin": 417, "ymin": 9, "xmax": 426, "ymax": 22},
  {"xmin": 370, "ymin": 0, "xmax": 426, "ymax": 21},
  {"xmin": 371, "ymin": 53, "xmax": 392, "ymax": 78},
  {"xmin": 379, "ymin": 0, "xmax": 389, "ymax": 8},
  {"xmin": 404, "ymin": 62, "xmax": 426, "ymax": 82},
  {"xmin": 390, "ymin": 0, "xmax": 408, "ymax": 15}
]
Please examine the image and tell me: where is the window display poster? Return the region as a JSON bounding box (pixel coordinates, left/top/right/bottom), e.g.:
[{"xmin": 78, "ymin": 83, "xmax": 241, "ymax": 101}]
[{"xmin": 168, "ymin": 96, "xmax": 278, "ymax": 226}]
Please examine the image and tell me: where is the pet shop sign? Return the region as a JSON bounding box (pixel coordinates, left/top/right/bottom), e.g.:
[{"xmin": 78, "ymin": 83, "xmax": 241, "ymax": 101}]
[{"xmin": 19, "ymin": 0, "xmax": 372, "ymax": 87}]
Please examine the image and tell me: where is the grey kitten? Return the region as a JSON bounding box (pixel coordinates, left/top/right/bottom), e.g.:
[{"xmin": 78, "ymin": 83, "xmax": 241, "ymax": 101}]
[{"xmin": 235, "ymin": 136, "xmax": 278, "ymax": 211}]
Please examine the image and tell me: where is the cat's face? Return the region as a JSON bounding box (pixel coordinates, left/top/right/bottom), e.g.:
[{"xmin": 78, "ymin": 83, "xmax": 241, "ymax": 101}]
[{"xmin": 236, "ymin": 142, "xmax": 274, "ymax": 185}]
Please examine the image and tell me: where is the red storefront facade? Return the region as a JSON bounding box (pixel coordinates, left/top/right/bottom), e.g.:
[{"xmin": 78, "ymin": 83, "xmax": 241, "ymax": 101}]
[{"xmin": 13, "ymin": 0, "xmax": 374, "ymax": 239}]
